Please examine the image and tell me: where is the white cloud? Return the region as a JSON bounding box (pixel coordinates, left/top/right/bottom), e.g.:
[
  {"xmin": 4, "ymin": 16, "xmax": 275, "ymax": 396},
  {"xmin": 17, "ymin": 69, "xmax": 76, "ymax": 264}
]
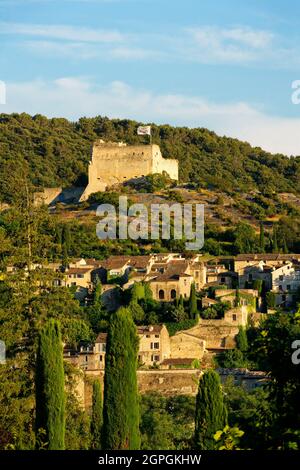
[
  {"xmin": 0, "ymin": 22, "xmax": 124, "ymax": 43},
  {"xmin": 2, "ymin": 77, "xmax": 300, "ymax": 156},
  {"xmin": 183, "ymin": 26, "xmax": 276, "ymax": 64}
]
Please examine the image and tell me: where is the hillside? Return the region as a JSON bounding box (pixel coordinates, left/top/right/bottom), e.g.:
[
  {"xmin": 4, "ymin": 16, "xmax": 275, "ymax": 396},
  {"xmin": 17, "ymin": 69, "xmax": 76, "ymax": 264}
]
[{"xmin": 0, "ymin": 113, "xmax": 300, "ymax": 202}]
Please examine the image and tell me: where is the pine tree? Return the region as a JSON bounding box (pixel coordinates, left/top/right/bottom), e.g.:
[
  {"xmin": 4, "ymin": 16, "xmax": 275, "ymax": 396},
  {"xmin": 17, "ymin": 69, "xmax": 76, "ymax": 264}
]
[
  {"xmin": 91, "ymin": 379, "xmax": 103, "ymax": 450},
  {"xmin": 194, "ymin": 369, "xmax": 227, "ymax": 450},
  {"xmin": 189, "ymin": 283, "xmax": 197, "ymax": 319},
  {"xmin": 35, "ymin": 320, "xmax": 65, "ymax": 450},
  {"xmin": 259, "ymin": 222, "xmax": 265, "ymax": 253},
  {"xmin": 102, "ymin": 307, "xmax": 140, "ymax": 450}
]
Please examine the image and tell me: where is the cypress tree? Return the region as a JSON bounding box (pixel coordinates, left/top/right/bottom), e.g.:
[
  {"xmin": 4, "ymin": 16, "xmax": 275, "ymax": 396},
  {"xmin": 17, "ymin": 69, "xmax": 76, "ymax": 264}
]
[
  {"xmin": 236, "ymin": 326, "xmax": 248, "ymax": 352},
  {"xmin": 259, "ymin": 222, "xmax": 265, "ymax": 253},
  {"xmin": 91, "ymin": 379, "xmax": 103, "ymax": 450},
  {"xmin": 282, "ymin": 237, "xmax": 288, "ymax": 254},
  {"xmin": 35, "ymin": 320, "xmax": 65, "ymax": 450},
  {"xmin": 102, "ymin": 307, "xmax": 140, "ymax": 450},
  {"xmin": 179, "ymin": 294, "xmax": 184, "ymax": 309},
  {"xmin": 189, "ymin": 283, "xmax": 197, "ymax": 319},
  {"xmin": 194, "ymin": 369, "xmax": 227, "ymax": 450},
  {"xmin": 273, "ymin": 225, "xmax": 278, "ymax": 253}
]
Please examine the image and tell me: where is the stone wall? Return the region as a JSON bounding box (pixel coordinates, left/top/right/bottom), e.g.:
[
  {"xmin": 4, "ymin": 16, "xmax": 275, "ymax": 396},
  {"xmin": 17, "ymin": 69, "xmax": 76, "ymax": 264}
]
[
  {"xmin": 79, "ymin": 369, "xmax": 201, "ymax": 409},
  {"xmin": 80, "ymin": 142, "xmax": 178, "ymax": 200}
]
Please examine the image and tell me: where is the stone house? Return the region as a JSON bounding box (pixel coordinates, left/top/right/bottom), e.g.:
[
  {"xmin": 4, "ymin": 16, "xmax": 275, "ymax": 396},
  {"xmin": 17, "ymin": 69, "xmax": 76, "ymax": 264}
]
[{"xmin": 137, "ymin": 325, "xmax": 170, "ymax": 366}]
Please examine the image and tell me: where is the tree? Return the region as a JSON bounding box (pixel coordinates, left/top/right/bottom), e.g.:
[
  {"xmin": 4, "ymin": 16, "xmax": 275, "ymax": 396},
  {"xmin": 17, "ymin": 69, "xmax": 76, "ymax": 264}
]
[
  {"xmin": 35, "ymin": 320, "xmax": 65, "ymax": 450},
  {"xmin": 259, "ymin": 222, "xmax": 265, "ymax": 253},
  {"xmin": 91, "ymin": 380, "xmax": 103, "ymax": 450},
  {"xmin": 189, "ymin": 283, "xmax": 197, "ymax": 319},
  {"xmin": 234, "ymin": 288, "xmax": 240, "ymax": 307},
  {"xmin": 102, "ymin": 307, "xmax": 140, "ymax": 450},
  {"xmin": 194, "ymin": 369, "xmax": 227, "ymax": 450},
  {"xmin": 272, "ymin": 225, "xmax": 278, "ymax": 253},
  {"xmin": 236, "ymin": 326, "xmax": 248, "ymax": 352}
]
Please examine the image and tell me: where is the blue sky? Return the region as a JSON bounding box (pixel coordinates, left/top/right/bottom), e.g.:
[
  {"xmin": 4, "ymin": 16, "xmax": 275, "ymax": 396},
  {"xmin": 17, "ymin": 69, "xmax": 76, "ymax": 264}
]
[{"xmin": 1, "ymin": 0, "xmax": 300, "ymax": 155}]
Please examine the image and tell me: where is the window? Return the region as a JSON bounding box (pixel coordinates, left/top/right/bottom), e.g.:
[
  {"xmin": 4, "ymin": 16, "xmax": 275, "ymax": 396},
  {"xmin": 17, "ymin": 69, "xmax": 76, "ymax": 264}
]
[
  {"xmin": 151, "ymin": 354, "xmax": 160, "ymax": 362},
  {"xmin": 232, "ymin": 314, "xmax": 237, "ymax": 321},
  {"xmin": 279, "ymin": 285, "xmax": 283, "ymax": 291},
  {"xmin": 146, "ymin": 334, "xmax": 150, "ymax": 338},
  {"xmin": 248, "ymin": 274, "xmax": 253, "ymax": 281},
  {"xmin": 100, "ymin": 355, "xmax": 103, "ymax": 362},
  {"xmin": 195, "ymin": 271, "xmax": 199, "ymax": 277},
  {"xmin": 287, "ymin": 284, "xmax": 291, "ymax": 291},
  {"xmin": 159, "ymin": 289, "xmax": 165, "ymax": 300},
  {"xmin": 71, "ymin": 282, "xmax": 77, "ymax": 286},
  {"xmin": 282, "ymin": 294, "xmax": 286, "ymax": 301},
  {"xmin": 155, "ymin": 334, "xmax": 159, "ymax": 338},
  {"xmin": 279, "ymin": 275, "xmax": 283, "ymax": 281},
  {"xmin": 221, "ymin": 277, "xmax": 225, "ymax": 283},
  {"xmin": 77, "ymin": 274, "xmax": 84, "ymax": 279},
  {"xmin": 151, "ymin": 342, "xmax": 159, "ymax": 349}
]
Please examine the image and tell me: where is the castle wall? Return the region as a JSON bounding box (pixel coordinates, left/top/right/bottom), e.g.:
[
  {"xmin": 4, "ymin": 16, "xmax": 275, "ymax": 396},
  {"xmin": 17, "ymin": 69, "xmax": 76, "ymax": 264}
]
[{"xmin": 80, "ymin": 142, "xmax": 179, "ymax": 201}]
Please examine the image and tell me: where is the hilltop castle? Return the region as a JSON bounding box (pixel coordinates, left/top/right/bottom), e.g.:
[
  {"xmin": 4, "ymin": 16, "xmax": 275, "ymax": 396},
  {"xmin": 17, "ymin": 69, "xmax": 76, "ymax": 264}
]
[{"xmin": 80, "ymin": 140, "xmax": 178, "ymax": 201}]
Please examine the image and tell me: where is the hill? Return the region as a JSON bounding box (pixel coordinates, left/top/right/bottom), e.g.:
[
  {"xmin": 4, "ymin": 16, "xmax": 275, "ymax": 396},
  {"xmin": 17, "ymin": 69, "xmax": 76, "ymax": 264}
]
[{"xmin": 0, "ymin": 113, "xmax": 299, "ymax": 202}]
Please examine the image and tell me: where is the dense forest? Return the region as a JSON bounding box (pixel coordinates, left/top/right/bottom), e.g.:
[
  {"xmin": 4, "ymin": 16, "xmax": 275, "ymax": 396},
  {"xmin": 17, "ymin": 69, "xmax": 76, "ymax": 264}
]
[{"xmin": 0, "ymin": 112, "xmax": 300, "ymax": 200}]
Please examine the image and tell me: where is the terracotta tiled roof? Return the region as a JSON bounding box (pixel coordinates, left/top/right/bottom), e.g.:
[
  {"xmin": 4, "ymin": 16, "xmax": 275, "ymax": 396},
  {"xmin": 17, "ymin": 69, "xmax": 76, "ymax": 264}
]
[{"xmin": 102, "ymin": 256, "xmax": 131, "ymax": 270}]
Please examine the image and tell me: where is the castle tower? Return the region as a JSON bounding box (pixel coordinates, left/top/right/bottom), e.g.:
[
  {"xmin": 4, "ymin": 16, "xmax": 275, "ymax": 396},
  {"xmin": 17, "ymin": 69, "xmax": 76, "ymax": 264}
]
[{"xmin": 80, "ymin": 141, "xmax": 178, "ymax": 201}]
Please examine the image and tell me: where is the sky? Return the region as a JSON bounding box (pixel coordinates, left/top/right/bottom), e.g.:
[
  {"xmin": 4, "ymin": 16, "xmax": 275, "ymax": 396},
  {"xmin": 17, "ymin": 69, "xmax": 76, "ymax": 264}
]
[{"xmin": 1, "ymin": 0, "xmax": 300, "ymax": 155}]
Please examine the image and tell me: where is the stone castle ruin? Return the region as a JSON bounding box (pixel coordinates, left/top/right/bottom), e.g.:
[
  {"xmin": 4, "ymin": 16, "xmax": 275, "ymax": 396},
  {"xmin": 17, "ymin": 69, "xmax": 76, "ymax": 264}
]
[{"xmin": 80, "ymin": 140, "xmax": 178, "ymax": 201}]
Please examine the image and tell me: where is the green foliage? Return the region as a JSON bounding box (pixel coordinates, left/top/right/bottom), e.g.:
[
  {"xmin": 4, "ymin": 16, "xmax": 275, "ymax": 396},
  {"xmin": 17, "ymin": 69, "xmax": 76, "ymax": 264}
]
[
  {"xmin": 234, "ymin": 223, "xmax": 258, "ymax": 254},
  {"xmin": 259, "ymin": 222, "xmax": 265, "ymax": 253},
  {"xmin": 165, "ymin": 319, "xmax": 198, "ymax": 336},
  {"xmin": 88, "ymin": 191, "xmax": 120, "ymax": 206},
  {"xmin": 102, "ymin": 307, "xmax": 140, "ymax": 450},
  {"xmin": 194, "ymin": 369, "xmax": 228, "ymax": 450},
  {"xmin": 35, "ymin": 320, "xmax": 65, "ymax": 450},
  {"xmin": 130, "ymin": 282, "xmax": 145, "ymax": 302},
  {"xmin": 128, "ymin": 301, "xmax": 145, "ymax": 324},
  {"xmin": 189, "ymin": 283, "xmax": 198, "ymax": 319},
  {"xmin": 216, "ymin": 349, "xmax": 249, "ymax": 369},
  {"xmin": 1, "ymin": 113, "xmax": 299, "ymax": 201},
  {"xmin": 91, "ymin": 380, "xmax": 103, "ymax": 450},
  {"xmin": 266, "ymin": 291, "xmax": 276, "ymax": 308},
  {"xmin": 201, "ymin": 301, "xmax": 231, "ymax": 319},
  {"xmin": 214, "ymin": 425, "xmax": 245, "ymax": 450},
  {"xmin": 235, "ymin": 327, "xmax": 248, "ymax": 352},
  {"xmin": 140, "ymin": 394, "xmax": 195, "ymax": 450}
]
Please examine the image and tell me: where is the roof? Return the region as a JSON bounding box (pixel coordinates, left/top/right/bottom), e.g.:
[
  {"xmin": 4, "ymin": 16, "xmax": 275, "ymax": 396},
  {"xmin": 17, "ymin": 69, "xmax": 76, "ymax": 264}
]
[
  {"xmin": 103, "ymin": 256, "xmax": 131, "ymax": 270},
  {"xmin": 137, "ymin": 325, "xmax": 164, "ymax": 335},
  {"xmin": 151, "ymin": 260, "xmax": 190, "ymax": 282},
  {"xmin": 67, "ymin": 267, "xmax": 92, "ymax": 274},
  {"xmin": 95, "ymin": 333, "xmax": 108, "ymax": 343},
  {"xmin": 235, "ymin": 253, "xmax": 300, "ymax": 262},
  {"xmin": 129, "ymin": 256, "xmax": 152, "ymax": 269}
]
